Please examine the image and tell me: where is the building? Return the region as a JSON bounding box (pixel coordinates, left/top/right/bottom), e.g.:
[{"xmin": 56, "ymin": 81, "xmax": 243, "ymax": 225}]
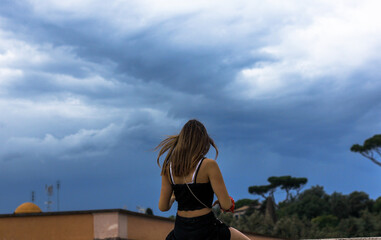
[
  {"xmin": 233, "ymin": 205, "xmax": 251, "ymax": 219},
  {"xmin": 0, "ymin": 202, "xmax": 282, "ymax": 240}
]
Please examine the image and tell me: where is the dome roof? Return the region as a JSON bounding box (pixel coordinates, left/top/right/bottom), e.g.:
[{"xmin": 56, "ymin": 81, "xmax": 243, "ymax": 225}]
[{"xmin": 14, "ymin": 202, "xmax": 42, "ymax": 214}]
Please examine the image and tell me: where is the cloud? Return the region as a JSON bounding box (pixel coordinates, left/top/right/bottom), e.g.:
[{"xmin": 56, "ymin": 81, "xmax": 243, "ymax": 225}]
[
  {"xmin": 0, "ymin": 106, "xmax": 181, "ymax": 163},
  {"xmin": 1, "ymin": 0, "xmax": 381, "ymax": 214},
  {"xmin": 229, "ymin": 1, "xmax": 381, "ymax": 99},
  {"xmin": 0, "ymin": 25, "xmax": 120, "ymax": 96},
  {"xmin": 1, "ymin": 123, "xmax": 122, "ymax": 162},
  {"xmin": 1, "ymin": 0, "xmax": 380, "ymax": 166}
]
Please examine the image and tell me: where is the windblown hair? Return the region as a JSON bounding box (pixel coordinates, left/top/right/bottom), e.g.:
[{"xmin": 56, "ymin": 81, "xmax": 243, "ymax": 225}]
[{"xmin": 156, "ymin": 119, "xmax": 218, "ymax": 177}]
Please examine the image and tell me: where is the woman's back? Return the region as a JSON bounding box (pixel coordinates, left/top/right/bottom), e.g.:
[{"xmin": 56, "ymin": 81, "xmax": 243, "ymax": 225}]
[
  {"xmin": 170, "ymin": 157, "xmax": 214, "ymax": 218},
  {"xmin": 171, "ymin": 158, "xmax": 210, "ymax": 185}
]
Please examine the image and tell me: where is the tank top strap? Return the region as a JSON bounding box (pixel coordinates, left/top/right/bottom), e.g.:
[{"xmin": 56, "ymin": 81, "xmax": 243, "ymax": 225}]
[
  {"xmin": 192, "ymin": 157, "xmax": 206, "ymax": 184},
  {"xmin": 169, "ymin": 162, "xmax": 175, "ymax": 185}
]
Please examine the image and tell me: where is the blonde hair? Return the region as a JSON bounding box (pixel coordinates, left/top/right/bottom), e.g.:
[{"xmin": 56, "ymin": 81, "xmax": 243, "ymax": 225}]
[{"xmin": 156, "ymin": 119, "xmax": 218, "ymax": 176}]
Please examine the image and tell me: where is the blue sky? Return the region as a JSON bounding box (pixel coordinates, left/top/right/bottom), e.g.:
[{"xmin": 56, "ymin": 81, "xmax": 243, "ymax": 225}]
[{"xmin": 1, "ymin": 0, "xmax": 381, "ymax": 217}]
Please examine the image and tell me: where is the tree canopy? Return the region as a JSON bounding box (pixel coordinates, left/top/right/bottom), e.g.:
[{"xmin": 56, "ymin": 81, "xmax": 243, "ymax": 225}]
[
  {"xmin": 268, "ymin": 176, "xmax": 308, "ymax": 201},
  {"xmin": 145, "ymin": 208, "xmax": 153, "ymax": 215},
  {"xmin": 249, "ymin": 176, "xmax": 308, "ymax": 201},
  {"xmin": 223, "ymin": 185, "xmax": 381, "ymax": 239},
  {"xmin": 248, "ymin": 185, "xmax": 276, "ymax": 199},
  {"xmin": 351, "ymin": 134, "xmax": 381, "ymax": 167},
  {"xmin": 235, "ymin": 198, "xmax": 259, "ymax": 209}
]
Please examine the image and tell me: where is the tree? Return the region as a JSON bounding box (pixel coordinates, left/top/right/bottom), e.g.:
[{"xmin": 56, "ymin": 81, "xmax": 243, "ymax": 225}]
[
  {"xmin": 348, "ymin": 191, "xmax": 371, "ymax": 217},
  {"xmin": 249, "ymin": 176, "xmax": 309, "ymax": 223},
  {"xmin": 295, "ymin": 186, "xmax": 330, "ymax": 219},
  {"xmin": 268, "ymin": 176, "xmax": 308, "ymax": 201},
  {"xmin": 272, "ymin": 215, "xmax": 309, "ymax": 239},
  {"xmin": 351, "ymin": 134, "xmax": 381, "ymax": 167},
  {"xmin": 234, "ymin": 198, "xmax": 259, "ymax": 209},
  {"xmin": 248, "ymin": 184, "xmax": 276, "ymax": 199},
  {"xmin": 373, "ymin": 197, "xmax": 381, "ymax": 213},
  {"xmin": 329, "ymin": 192, "xmax": 350, "ymax": 219},
  {"xmin": 145, "ymin": 208, "xmax": 153, "ymax": 215},
  {"xmin": 312, "ymin": 215, "xmax": 339, "ymax": 229},
  {"xmin": 265, "ymin": 195, "xmax": 277, "ymax": 224},
  {"xmin": 248, "ymin": 183, "xmax": 278, "ymax": 223}
]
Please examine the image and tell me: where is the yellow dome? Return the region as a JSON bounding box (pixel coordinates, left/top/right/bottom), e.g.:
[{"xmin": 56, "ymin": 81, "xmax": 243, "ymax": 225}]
[{"xmin": 14, "ymin": 202, "xmax": 42, "ymax": 214}]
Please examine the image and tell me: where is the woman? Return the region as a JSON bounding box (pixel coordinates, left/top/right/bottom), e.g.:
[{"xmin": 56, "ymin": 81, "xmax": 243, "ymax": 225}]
[{"xmin": 156, "ymin": 119, "xmax": 250, "ymax": 240}]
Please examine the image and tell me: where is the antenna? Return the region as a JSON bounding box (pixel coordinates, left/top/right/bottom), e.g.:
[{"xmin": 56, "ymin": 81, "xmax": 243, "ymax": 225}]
[
  {"xmin": 45, "ymin": 184, "xmax": 53, "ymax": 212},
  {"xmin": 56, "ymin": 180, "xmax": 60, "ymax": 211},
  {"xmin": 136, "ymin": 206, "xmax": 146, "ymax": 213},
  {"xmin": 31, "ymin": 191, "xmax": 35, "ymax": 202}
]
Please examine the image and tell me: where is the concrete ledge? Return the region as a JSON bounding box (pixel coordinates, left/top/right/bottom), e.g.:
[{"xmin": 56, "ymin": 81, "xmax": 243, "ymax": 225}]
[
  {"xmin": 0, "ymin": 208, "xmax": 174, "ymax": 222},
  {"xmin": 94, "ymin": 238, "xmax": 127, "ymax": 240},
  {"xmin": 305, "ymin": 238, "xmax": 381, "ymax": 240}
]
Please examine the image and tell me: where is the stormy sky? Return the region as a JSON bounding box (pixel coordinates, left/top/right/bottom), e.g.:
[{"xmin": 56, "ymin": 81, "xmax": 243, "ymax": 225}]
[{"xmin": 1, "ymin": 0, "xmax": 380, "ymax": 216}]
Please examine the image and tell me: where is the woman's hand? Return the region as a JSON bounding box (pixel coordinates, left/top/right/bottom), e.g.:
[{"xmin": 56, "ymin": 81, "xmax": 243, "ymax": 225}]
[
  {"xmin": 212, "ymin": 200, "xmax": 224, "ymax": 213},
  {"xmin": 212, "ymin": 197, "xmax": 235, "ymax": 213}
]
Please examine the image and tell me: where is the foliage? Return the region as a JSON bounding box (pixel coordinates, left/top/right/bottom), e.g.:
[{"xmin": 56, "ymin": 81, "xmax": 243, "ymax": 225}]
[
  {"xmin": 221, "ymin": 184, "xmax": 381, "ymax": 239},
  {"xmin": 235, "ymin": 198, "xmax": 259, "ymax": 209},
  {"xmin": 248, "ymin": 175, "xmax": 309, "ymax": 225},
  {"xmin": 373, "ymin": 197, "xmax": 381, "ymax": 213},
  {"xmin": 248, "ymin": 185, "xmax": 275, "ymax": 199},
  {"xmin": 348, "ymin": 191, "xmax": 372, "ymax": 217},
  {"xmin": 248, "ymin": 175, "xmax": 308, "ymax": 201},
  {"xmin": 145, "ymin": 208, "xmax": 153, "ymax": 215},
  {"xmin": 329, "ymin": 192, "xmax": 350, "ymax": 218},
  {"xmin": 268, "ymin": 176, "xmax": 308, "ymax": 200},
  {"xmin": 273, "ymin": 215, "xmax": 309, "ymax": 239},
  {"xmin": 351, "ymin": 134, "xmax": 381, "ymax": 167},
  {"xmin": 311, "ymin": 215, "xmax": 339, "ymax": 228},
  {"xmin": 218, "ymin": 211, "xmax": 234, "ymax": 226},
  {"xmin": 295, "ymin": 186, "xmax": 330, "ymax": 219}
]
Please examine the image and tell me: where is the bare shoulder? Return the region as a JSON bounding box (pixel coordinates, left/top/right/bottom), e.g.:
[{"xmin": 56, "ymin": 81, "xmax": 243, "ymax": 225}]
[
  {"xmin": 162, "ymin": 168, "xmax": 171, "ymax": 183},
  {"xmin": 203, "ymin": 158, "xmax": 220, "ymax": 171}
]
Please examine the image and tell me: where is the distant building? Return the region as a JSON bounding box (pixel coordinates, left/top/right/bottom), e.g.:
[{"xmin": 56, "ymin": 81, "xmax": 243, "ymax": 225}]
[
  {"xmin": 233, "ymin": 203, "xmax": 262, "ymax": 220},
  {"xmin": 0, "ymin": 202, "xmax": 282, "ymax": 240},
  {"xmin": 233, "ymin": 205, "xmax": 251, "ymax": 219}
]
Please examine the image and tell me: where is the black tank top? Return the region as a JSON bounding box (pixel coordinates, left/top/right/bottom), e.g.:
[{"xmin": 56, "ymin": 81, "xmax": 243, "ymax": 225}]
[{"xmin": 170, "ymin": 158, "xmax": 214, "ymax": 211}]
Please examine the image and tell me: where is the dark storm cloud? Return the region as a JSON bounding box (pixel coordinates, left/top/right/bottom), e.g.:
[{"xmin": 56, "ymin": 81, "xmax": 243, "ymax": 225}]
[
  {"xmin": 1, "ymin": 0, "xmax": 380, "ymax": 215},
  {"xmin": 0, "ymin": 0, "xmax": 269, "ymax": 98}
]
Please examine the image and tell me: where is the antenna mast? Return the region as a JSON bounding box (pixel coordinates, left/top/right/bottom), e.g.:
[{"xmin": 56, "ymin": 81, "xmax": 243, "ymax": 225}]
[
  {"xmin": 56, "ymin": 180, "xmax": 60, "ymax": 211},
  {"xmin": 45, "ymin": 184, "xmax": 53, "ymax": 212},
  {"xmin": 31, "ymin": 191, "xmax": 35, "ymax": 202}
]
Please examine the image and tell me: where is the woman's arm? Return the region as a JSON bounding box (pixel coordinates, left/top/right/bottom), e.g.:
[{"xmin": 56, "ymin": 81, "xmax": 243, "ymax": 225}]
[
  {"xmin": 206, "ymin": 159, "xmax": 232, "ymax": 211},
  {"xmin": 158, "ymin": 173, "xmax": 175, "ymax": 212}
]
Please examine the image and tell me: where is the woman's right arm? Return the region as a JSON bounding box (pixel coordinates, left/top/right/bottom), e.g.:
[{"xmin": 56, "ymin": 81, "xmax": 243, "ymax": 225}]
[
  {"xmin": 158, "ymin": 173, "xmax": 175, "ymax": 212},
  {"xmin": 206, "ymin": 159, "xmax": 232, "ymax": 211}
]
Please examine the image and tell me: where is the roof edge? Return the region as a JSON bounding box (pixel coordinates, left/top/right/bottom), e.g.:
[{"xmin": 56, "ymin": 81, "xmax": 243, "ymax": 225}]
[{"xmin": 0, "ymin": 208, "xmax": 174, "ymax": 222}]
